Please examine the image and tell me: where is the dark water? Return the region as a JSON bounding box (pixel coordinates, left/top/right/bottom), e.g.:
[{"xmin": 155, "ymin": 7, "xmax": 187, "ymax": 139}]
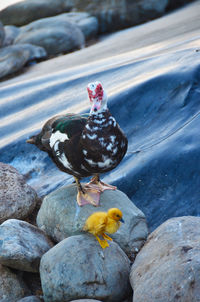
[{"xmin": 0, "ymin": 2, "xmax": 200, "ymax": 230}]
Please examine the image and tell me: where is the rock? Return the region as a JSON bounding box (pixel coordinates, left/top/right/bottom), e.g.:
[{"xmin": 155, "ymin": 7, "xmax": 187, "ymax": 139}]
[
  {"xmin": 0, "ymin": 264, "xmax": 29, "ymax": 301},
  {"xmin": 0, "ymin": 0, "xmax": 192, "ymax": 33},
  {"xmin": 17, "ymin": 296, "xmax": 42, "ymax": 302},
  {"xmin": 0, "ymin": 0, "xmax": 72, "ymax": 27},
  {"xmin": 0, "ymin": 44, "xmax": 46, "ymax": 79},
  {"xmin": 130, "ymin": 216, "xmax": 200, "ymax": 302},
  {"xmin": 0, "ymin": 219, "xmax": 53, "ymax": 272},
  {"xmin": 3, "ymin": 25, "xmax": 20, "ymax": 46},
  {"xmin": 37, "ymin": 184, "xmax": 148, "ymax": 259},
  {"xmin": 0, "ymin": 163, "xmax": 38, "ymax": 223},
  {"xmin": 71, "ymin": 300, "xmax": 102, "ymax": 302},
  {"xmin": 57, "ymin": 12, "xmax": 99, "ymax": 40},
  {"xmin": 60, "ymin": 0, "xmax": 170, "ymax": 33},
  {"xmin": 40, "ymin": 235, "xmax": 132, "ymax": 302},
  {"xmin": 166, "ymin": 0, "xmax": 192, "ymax": 11},
  {"xmin": 0, "ymin": 21, "xmax": 5, "ymax": 47},
  {"xmin": 70, "ymin": 300, "xmax": 102, "ymax": 302},
  {"xmin": 14, "ymin": 16, "xmax": 85, "ymax": 56}
]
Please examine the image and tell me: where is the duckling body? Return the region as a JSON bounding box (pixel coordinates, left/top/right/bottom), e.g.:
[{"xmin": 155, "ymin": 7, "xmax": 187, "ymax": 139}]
[{"xmin": 84, "ymin": 208, "xmax": 124, "ymax": 248}]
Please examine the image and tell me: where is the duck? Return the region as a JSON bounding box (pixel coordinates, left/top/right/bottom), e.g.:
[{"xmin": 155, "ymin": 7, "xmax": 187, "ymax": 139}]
[
  {"xmin": 83, "ymin": 208, "xmax": 124, "ymax": 248},
  {"xmin": 27, "ymin": 81, "xmax": 128, "ymax": 206}
]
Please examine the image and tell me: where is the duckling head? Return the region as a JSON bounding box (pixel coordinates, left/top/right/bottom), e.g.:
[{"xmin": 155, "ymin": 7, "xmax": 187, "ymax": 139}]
[{"xmin": 107, "ymin": 208, "xmax": 124, "ymax": 223}]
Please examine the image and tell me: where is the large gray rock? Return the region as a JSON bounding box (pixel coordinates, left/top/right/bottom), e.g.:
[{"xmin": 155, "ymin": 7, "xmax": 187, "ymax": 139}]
[
  {"xmin": 0, "ymin": 0, "xmax": 191, "ymax": 33},
  {"xmin": 0, "ymin": 162, "xmax": 38, "ymax": 223},
  {"xmin": 0, "ymin": 0, "xmax": 72, "ymax": 27},
  {"xmin": 3, "ymin": 25, "xmax": 20, "ymax": 46},
  {"xmin": 56, "ymin": 12, "xmax": 99, "ymax": 40},
  {"xmin": 0, "ymin": 219, "xmax": 53, "ymax": 272},
  {"xmin": 14, "ymin": 16, "xmax": 85, "ymax": 56},
  {"xmin": 70, "ymin": 300, "xmax": 102, "ymax": 302},
  {"xmin": 0, "ymin": 264, "xmax": 29, "ymax": 301},
  {"xmin": 60, "ymin": 0, "xmax": 170, "ymax": 33},
  {"xmin": 37, "ymin": 184, "xmax": 148, "ymax": 259},
  {"xmin": 130, "ymin": 216, "xmax": 200, "ymax": 302},
  {"xmin": 40, "ymin": 235, "xmax": 132, "ymax": 302},
  {"xmin": 17, "ymin": 296, "xmax": 42, "ymax": 302},
  {"xmin": 0, "ymin": 44, "xmax": 46, "ymax": 79},
  {"xmin": 0, "ymin": 21, "xmax": 5, "ymax": 47}
]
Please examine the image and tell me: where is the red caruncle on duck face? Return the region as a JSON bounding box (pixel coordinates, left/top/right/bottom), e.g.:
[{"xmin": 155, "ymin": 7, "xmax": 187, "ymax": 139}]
[
  {"xmin": 87, "ymin": 82, "xmax": 103, "ymax": 101},
  {"xmin": 87, "ymin": 82, "xmax": 104, "ymax": 113}
]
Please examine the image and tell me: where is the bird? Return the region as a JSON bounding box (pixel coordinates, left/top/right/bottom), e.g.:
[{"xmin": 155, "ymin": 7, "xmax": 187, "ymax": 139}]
[
  {"xmin": 26, "ymin": 81, "xmax": 128, "ymax": 206},
  {"xmin": 83, "ymin": 208, "xmax": 124, "ymax": 248}
]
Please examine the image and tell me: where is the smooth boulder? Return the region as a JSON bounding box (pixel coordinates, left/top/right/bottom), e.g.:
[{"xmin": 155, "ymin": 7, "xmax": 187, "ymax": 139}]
[
  {"xmin": 0, "ymin": 44, "xmax": 46, "ymax": 79},
  {"xmin": 0, "ymin": 219, "xmax": 53, "ymax": 272},
  {"xmin": 0, "ymin": 0, "xmax": 192, "ymax": 32},
  {"xmin": 130, "ymin": 216, "xmax": 200, "ymax": 302},
  {"xmin": 0, "ymin": 162, "xmax": 38, "ymax": 223},
  {"xmin": 0, "ymin": 21, "xmax": 5, "ymax": 47},
  {"xmin": 17, "ymin": 296, "xmax": 42, "ymax": 302},
  {"xmin": 0, "ymin": 0, "xmax": 72, "ymax": 26},
  {"xmin": 56, "ymin": 12, "xmax": 99, "ymax": 40},
  {"xmin": 14, "ymin": 16, "xmax": 85, "ymax": 56},
  {"xmin": 70, "ymin": 300, "xmax": 102, "ymax": 302},
  {"xmin": 0, "ymin": 264, "xmax": 29, "ymax": 301},
  {"xmin": 37, "ymin": 184, "xmax": 148, "ymax": 258},
  {"xmin": 40, "ymin": 235, "xmax": 132, "ymax": 302},
  {"xmin": 3, "ymin": 25, "xmax": 20, "ymax": 46},
  {"xmin": 60, "ymin": 0, "xmax": 170, "ymax": 33}
]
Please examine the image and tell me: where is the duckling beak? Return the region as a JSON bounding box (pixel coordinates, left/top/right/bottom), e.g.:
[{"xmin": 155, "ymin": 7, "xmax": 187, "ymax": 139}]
[{"xmin": 120, "ymin": 217, "xmax": 125, "ymax": 223}]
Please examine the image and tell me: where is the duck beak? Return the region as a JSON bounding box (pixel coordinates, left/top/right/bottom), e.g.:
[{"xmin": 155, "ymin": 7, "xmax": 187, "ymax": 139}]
[{"xmin": 120, "ymin": 217, "xmax": 125, "ymax": 223}]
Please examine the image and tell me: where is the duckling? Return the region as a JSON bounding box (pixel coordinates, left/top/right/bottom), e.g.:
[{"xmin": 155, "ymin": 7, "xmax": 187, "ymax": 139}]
[{"xmin": 83, "ymin": 208, "xmax": 124, "ymax": 248}]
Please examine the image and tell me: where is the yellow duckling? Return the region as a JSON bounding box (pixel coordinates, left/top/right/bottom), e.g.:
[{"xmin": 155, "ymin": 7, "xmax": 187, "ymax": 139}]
[{"xmin": 83, "ymin": 208, "xmax": 124, "ymax": 248}]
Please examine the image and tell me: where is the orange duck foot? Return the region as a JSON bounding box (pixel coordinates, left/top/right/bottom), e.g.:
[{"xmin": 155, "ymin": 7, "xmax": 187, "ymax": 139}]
[
  {"xmin": 102, "ymin": 233, "xmax": 113, "ymax": 241},
  {"xmin": 85, "ymin": 175, "xmax": 117, "ymax": 193},
  {"xmin": 95, "ymin": 235, "xmax": 109, "ymax": 249},
  {"xmin": 77, "ymin": 188, "xmax": 101, "ymax": 207}
]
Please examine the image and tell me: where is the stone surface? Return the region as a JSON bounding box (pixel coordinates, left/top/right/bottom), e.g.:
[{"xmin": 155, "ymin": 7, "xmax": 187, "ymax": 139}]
[
  {"xmin": 61, "ymin": 0, "xmax": 170, "ymax": 33},
  {"xmin": 0, "ymin": 264, "xmax": 29, "ymax": 301},
  {"xmin": 71, "ymin": 300, "xmax": 102, "ymax": 302},
  {"xmin": 130, "ymin": 216, "xmax": 200, "ymax": 302},
  {"xmin": 14, "ymin": 15, "xmax": 85, "ymax": 56},
  {"xmin": 0, "ymin": 0, "xmax": 193, "ymax": 33},
  {"xmin": 0, "ymin": 21, "xmax": 5, "ymax": 47},
  {"xmin": 57, "ymin": 12, "xmax": 99, "ymax": 40},
  {"xmin": 70, "ymin": 300, "xmax": 102, "ymax": 302},
  {"xmin": 0, "ymin": 44, "xmax": 46, "ymax": 79},
  {"xmin": 0, "ymin": 162, "xmax": 38, "ymax": 223},
  {"xmin": 40, "ymin": 235, "xmax": 132, "ymax": 302},
  {"xmin": 17, "ymin": 296, "xmax": 42, "ymax": 302},
  {"xmin": 37, "ymin": 184, "xmax": 148, "ymax": 259},
  {"xmin": 0, "ymin": 219, "xmax": 53, "ymax": 272},
  {"xmin": 3, "ymin": 25, "xmax": 20, "ymax": 46},
  {"xmin": 0, "ymin": 0, "xmax": 72, "ymax": 27}
]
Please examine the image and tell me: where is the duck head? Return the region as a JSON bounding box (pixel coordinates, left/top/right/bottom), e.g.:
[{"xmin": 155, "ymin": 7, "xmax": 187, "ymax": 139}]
[
  {"xmin": 87, "ymin": 81, "xmax": 108, "ymax": 114},
  {"xmin": 107, "ymin": 208, "xmax": 124, "ymax": 223}
]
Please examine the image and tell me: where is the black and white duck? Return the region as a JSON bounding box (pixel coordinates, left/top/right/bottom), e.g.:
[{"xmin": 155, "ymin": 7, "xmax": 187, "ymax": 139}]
[{"xmin": 27, "ymin": 81, "xmax": 128, "ymax": 206}]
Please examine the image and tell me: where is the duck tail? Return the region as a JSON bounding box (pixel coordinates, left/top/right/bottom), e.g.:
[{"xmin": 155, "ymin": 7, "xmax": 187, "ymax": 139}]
[{"xmin": 26, "ymin": 136, "xmax": 36, "ymax": 144}]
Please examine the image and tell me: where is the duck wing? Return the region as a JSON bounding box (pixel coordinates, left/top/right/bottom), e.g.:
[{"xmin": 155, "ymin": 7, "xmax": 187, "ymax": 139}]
[{"xmin": 28, "ymin": 113, "xmax": 89, "ymax": 152}]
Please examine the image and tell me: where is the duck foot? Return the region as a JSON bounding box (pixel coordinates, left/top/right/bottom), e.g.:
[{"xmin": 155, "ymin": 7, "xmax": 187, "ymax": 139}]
[
  {"xmin": 77, "ymin": 188, "xmax": 101, "ymax": 207},
  {"xmin": 102, "ymin": 233, "xmax": 113, "ymax": 241},
  {"xmin": 95, "ymin": 235, "xmax": 109, "ymax": 249},
  {"xmin": 85, "ymin": 175, "xmax": 117, "ymax": 192},
  {"xmin": 75, "ymin": 177, "xmax": 101, "ymax": 207}
]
